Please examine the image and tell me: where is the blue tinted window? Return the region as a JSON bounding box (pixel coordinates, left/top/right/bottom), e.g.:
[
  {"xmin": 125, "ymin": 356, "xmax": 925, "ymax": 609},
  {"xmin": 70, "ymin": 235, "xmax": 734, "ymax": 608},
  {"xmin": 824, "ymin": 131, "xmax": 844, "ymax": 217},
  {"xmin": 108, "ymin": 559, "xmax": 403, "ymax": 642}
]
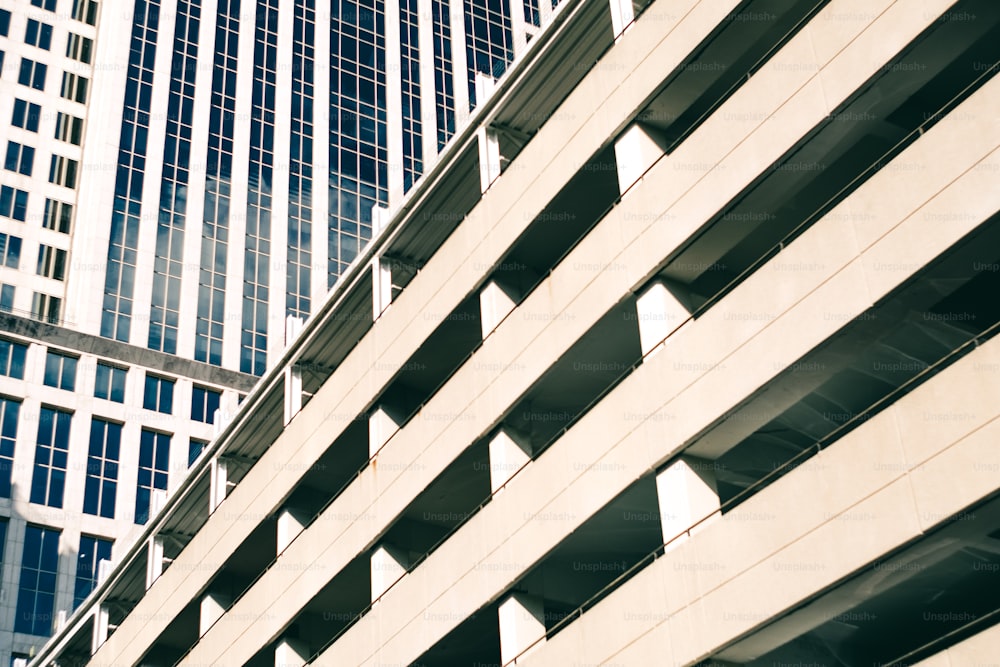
[
  {"xmin": 17, "ymin": 58, "xmax": 47, "ymax": 90},
  {"xmin": 399, "ymin": 0, "xmax": 423, "ymax": 191},
  {"xmin": 241, "ymin": 0, "xmax": 280, "ymax": 376},
  {"xmin": 191, "ymin": 386, "xmax": 221, "ymax": 424},
  {"xmin": 149, "ymin": 0, "xmax": 201, "ymax": 355},
  {"xmin": 188, "ymin": 438, "xmax": 207, "ymax": 466},
  {"xmin": 95, "ymin": 363, "xmax": 127, "ymax": 402},
  {"xmin": 135, "ymin": 429, "xmax": 170, "ymax": 524},
  {"xmin": 0, "ymin": 284, "xmax": 12, "ymax": 311},
  {"xmin": 286, "ymin": 0, "xmax": 316, "ymax": 319},
  {"xmin": 43, "ymin": 351, "xmax": 77, "ymax": 390},
  {"xmin": 31, "ymin": 407, "xmax": 71, "ymax": 508},
  {"xmin": 84, "ymin": 419, "xmax": 120, "ymax": 519},
  {"xmin": 329, "ymin": 0, "xmax": 389, "ymax": 289},
  {"xmin": 143, "ymin": 374, "xmax": 174, "ymax": 413},
  {"xmin": 12, "ymin": 99, "xmax": 42, "ymax": 132},
  {"xmin": 5, "ymin": 141, "xmax": 35, "ymax": 176},
  {"xmin": 0, "ymin": 398, "xmax": 20, "ymax": 498},
  {"xmin": 15, "ymin": 525, "xmax": 60, "ymax": 636},
  {"xmin": 464, "ymin": 0, "xmax": 513, "ymax": 108},
  {"xmin": 0, "ymin": 9, "xmax": 11, "ymax": 36},
  {"xmin": 25, "ymin": 19, "xmax": 53, "ymax": 50},
  {"xmin": 432, "ymin": 0, "xmax": 456, "ymax": 150},
  {"xmin": 102, "ymin": 0, "xmax": 162, "ymax": 342},
  {"xmin": 196, "ymin": 0, "xmax": 241, "ymax": 366},
  {"xmin": 74, "ymin": 535, "xmax": 113, "ymax": 608},
  {"xmin": 0, "ymin": 233, "xmax": 22, "ymax": 268},
  {"xmin": 0, "ymin": 339, "xmax": 28, "ymax": 379},
  {"xmin": 1, "ymin": 185, "xmax": 30, "ymax": 222}
]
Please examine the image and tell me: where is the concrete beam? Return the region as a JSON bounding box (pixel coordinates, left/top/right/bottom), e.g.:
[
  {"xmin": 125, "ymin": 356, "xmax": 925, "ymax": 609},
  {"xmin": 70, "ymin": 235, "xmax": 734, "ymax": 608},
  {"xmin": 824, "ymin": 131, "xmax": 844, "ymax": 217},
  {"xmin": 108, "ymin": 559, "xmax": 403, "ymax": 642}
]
[
  {"xmin": 277, "ymin": 506, "xmax": 311, "ymax": 554},
  {"xmin": 371, "ymin": 544, "xmax": 409, "ymax": 602},
  {"xmin": 369, "ymin": 405, "xmax": 403, "ymax": 458},
  {"xmin": 609, "ymin": 0, "xmax": 634, "ymax": 39},
  {"xmin": 146, "ymin": 536, "xmax": 166, "ymax": 589},
  {"xmin": 91, "ymin": 606, "xmax": 109, "ymax": 653},
  {"xmin": 480, "ymin": 279, "xmax": 519, "ymax": 339},
  {"xmin": 476, "ymin": 74, "xmax": 502, "ymax": 191},
  {"xmin": 275, "ymin": 636, "xmax": 310, "ymax": 667},
  {"xmin": 488, "ymin": 428, "xmax": 533, "ymax": 493},
  {"xmin": 498, "ymin": 592, "xmax": 546, "ymax": 665},
  {"xmin": 284, "ymin": 364, "xmax": 303, "ymax": 426},
  {"xmin": 199, "ymin": 591, "xmax": 230, "ymax": 637},
  {"xmin": 372, "ymin": 255, "xmax": 394, "ymax": 320},
  {"xmin": 209, "ymin": 457, "xmax": 229, "ymax": 514},
  {"xmin": 614, "ymin": 122, "xmax": 668, "ymax": 196},
  {"xmin": 655, "ymin": 456, "xmax": 720, "ymax": 550},
  {"xmin": 284, "ymin": 316, "xmax": 304, "ymax": 426},
  {"xmin": 634, "ymin": 280, "xmax": 691, "ymax": 357}
]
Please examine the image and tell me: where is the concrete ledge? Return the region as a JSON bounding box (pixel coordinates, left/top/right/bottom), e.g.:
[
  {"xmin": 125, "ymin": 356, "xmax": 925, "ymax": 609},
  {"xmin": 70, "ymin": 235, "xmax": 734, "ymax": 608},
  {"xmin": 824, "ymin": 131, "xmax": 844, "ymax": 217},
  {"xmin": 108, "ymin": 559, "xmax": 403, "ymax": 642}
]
[
  {"xmin": 532, "ymin": 337, "xmax": 1000, "ymax": 665},
  {"xmin": 913, "ymin": 618, "xmax": 1000, "ymax": 666},
  {"xmin": 315, "ymin": 77, "xmax": 1000, "ymax": 667}
]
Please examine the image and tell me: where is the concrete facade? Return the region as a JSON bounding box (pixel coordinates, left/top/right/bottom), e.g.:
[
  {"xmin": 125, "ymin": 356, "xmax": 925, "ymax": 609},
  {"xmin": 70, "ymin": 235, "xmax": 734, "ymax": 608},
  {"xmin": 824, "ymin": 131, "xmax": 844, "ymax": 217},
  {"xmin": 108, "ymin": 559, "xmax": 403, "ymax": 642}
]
[{"xmin": 28, "ymin": 0, "xmax": 1000, "ymax": 665}]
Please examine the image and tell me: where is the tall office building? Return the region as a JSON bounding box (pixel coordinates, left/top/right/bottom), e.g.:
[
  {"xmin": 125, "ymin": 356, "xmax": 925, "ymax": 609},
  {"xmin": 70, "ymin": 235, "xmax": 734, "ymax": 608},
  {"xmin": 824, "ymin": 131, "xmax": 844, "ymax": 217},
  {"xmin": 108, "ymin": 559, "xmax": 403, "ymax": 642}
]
[
  {"xmin": 29, "ymin": 0, "xmax": 1000, "ymax": 665},
  {"xmin": 1, "ymin": 0, "xmax": 552, "ymax": 661}
]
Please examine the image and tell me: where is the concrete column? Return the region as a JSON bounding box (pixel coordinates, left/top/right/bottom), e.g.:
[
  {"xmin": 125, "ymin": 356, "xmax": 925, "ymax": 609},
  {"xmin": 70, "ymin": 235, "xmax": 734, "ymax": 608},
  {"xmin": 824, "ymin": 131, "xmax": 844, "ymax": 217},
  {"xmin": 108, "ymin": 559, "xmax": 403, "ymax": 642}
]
[
  {"xmin": 199, "ymin": 590, "xmax": 230, "ymax": 637},
  {"xmin": 489, "ymin": 428, "xmax": 532, "ymax": 493},
  {"xmin": 209, "ymin": 457, "xmax": 229, "ymax": 514},
  {"xmin": 372, "ymin": 255, "xmax": 394, "ymax": 320},
  {"xmin": 275, "ymin": 637, "xmax": 310, "ymax": 667},
  {"xmin": 478, "ymin": 125, "xmax": 502, "ymax": 192},
  {"xmin": 498, "ymin": 592, "xmax": 546, "ymax": 665},
  {"xmin": 371, "ymin": 544, "xmax": 409, "ymax": 602},
  {"xmin": 476, "ymin": 74, "xmax": 502, "ymax": 192},
  {"xmin": 151, "ymin": 488, "xmax": 168, "ymax": 516},
  {"xmin": 609, "ymin": 0, "xmax": 634, "ymax": 40},
  {"xmin": 56, "ymin": 609, "xmax": 67, "ymax": 631},
  {"xmin": 12, "ymin": 659, "xmax": 27, "ymax": 667},
  {"xmin": 480, "ymin": 279, "xmax": 518, "ymax": 338},
  {"xmin": 97, "ymin": 558, "xmax": 112, "ymax": 585},
  {"xmin": 656, "ymin": 456, "xmax": 720, "ymax": 550},
  {"xmin": 284, "ymin": 317, "xmax": 305, "ymax": 426},
  {"xmin": 369, "ymin": 406, "xmax": 402, "ymax": 457},
  {"xmin": 146, "ymin": 536, "xmax": 167, "ymax": 589},
  {"xmin": 91, "ymin": 605, "xmax": 109, "ymax": 653},
  {"xmin": 372, "ymin": 206, "xmax": 394, "ymax": 321},
  {"xmin": 214, "ymin": 390, "xmax": 239, "ymax": 436},
  {"xmin": 284, "ymin": 364, "xmax": 303, "ymax": 426},
  {"xmin": 634, "ymin": 280, "xmax": 691, "ymax": 357},
  {"xmin": 285, "ymin": 314, "xmax": 304, "ymax": 346},
  {"xmin": 277, "ymin": 506, "xmax": 311, "ymax": 554},
  {"xmin": 614, "ymin": 122, "xmax": 668, "ymax": 196}
]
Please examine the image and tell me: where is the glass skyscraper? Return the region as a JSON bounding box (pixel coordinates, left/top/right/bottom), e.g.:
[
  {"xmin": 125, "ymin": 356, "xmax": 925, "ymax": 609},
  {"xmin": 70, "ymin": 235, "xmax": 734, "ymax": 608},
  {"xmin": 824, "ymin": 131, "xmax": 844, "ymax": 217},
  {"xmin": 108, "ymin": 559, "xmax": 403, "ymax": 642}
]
[{"xmin": 72, "ymin": 0, "xmax": 545, "ymax": 378}]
